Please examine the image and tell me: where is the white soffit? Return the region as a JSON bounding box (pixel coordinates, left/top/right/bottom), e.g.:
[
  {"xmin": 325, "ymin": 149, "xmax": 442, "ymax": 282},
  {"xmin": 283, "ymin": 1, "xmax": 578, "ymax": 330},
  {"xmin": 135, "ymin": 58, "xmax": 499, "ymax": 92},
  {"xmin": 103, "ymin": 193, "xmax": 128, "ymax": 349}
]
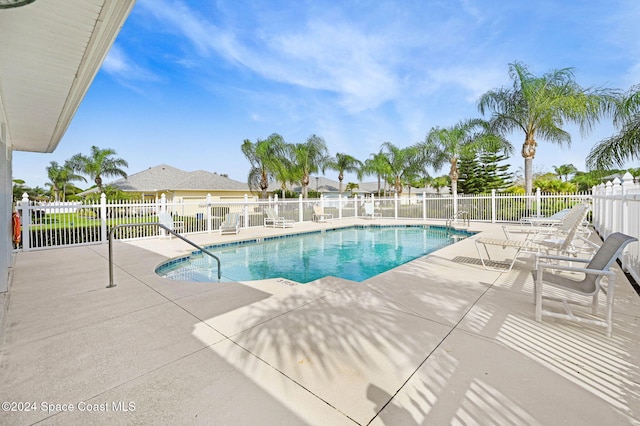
[{"xmin": 0, "ymin": 0, "xmax": 135, "ymax": 153}]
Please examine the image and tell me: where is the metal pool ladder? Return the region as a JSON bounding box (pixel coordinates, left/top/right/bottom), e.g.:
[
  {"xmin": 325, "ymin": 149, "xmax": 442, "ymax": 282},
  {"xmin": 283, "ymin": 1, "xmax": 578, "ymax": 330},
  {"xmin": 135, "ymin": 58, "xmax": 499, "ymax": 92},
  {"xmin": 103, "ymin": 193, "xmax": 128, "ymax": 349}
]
[{"xmin": 108, "ymin": 222, "xmax": 221, "ymax": 288}]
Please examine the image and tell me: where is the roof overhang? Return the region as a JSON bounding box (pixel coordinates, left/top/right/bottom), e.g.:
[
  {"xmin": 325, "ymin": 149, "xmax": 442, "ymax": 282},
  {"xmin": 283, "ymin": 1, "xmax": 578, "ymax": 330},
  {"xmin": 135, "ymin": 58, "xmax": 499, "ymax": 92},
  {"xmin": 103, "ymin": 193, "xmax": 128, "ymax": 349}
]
[{"xmin": 0, "ymin": 0, "xmax": 135, "ymax": 153}]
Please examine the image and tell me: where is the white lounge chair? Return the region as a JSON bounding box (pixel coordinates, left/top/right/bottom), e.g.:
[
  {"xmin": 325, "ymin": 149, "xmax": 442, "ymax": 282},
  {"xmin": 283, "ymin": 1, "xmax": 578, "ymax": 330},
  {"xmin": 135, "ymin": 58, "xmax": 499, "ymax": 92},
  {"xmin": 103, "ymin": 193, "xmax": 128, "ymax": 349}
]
[
  {"xmin": 264, "ymin": 207, "xmax": 295, "ymax": 228},
  {"xmin": 313, "ymin": 205, "xmax": 333, "ymax": 222},
  {"xmin": 475, "ymin": 205, "xmax": 590, "ymax": 271},
  {"xmin": 533, "ymin": 232, "xmax": 637, "ymax": 337},
  {"xmin": 158, "ymin": 212, "xmax": 184, "ymax": 238},
  {"xmin": 503, "ymin": 203, "xmax": 590, "ymax": 240},
  {"xmin": 520, "ymin": 207, "xmax": 573, "ymax": 226},
  {"xmin": 363, "ymin": 203, "xmax": 381, "ymax": 219},
  {"xmin": 220, "ymin": 212, "xmax": 240, "ymax": 235}
]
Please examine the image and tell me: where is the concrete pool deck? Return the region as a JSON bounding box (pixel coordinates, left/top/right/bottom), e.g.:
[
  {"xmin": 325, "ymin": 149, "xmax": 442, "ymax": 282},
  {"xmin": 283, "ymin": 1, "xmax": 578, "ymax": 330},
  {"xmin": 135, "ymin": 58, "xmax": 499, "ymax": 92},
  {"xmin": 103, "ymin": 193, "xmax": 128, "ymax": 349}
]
[{"xmin": 1, "ymin": 219, "xmax": 639, "ymax": 424}]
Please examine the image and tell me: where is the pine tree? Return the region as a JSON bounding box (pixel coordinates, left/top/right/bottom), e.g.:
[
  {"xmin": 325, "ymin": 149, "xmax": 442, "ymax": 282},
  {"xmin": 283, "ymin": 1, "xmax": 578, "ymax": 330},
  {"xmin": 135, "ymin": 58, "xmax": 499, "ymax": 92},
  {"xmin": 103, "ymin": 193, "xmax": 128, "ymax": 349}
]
[
  {"xmin": 457, "ymin": 150, "xmax": 513, "ymax": 193},
  {"xmin": 478, "ymin": 151, "xmax": 513, "ymax": 192},
  {"xmin": 457, "ymin": 151, "xmax": 482, "ymax": 193}
]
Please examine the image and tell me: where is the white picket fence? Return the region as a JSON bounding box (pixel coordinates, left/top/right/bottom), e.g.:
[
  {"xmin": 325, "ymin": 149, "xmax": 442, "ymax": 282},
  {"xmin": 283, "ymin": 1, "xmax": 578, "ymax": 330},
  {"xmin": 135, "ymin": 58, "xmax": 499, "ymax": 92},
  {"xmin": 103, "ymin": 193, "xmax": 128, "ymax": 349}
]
[
  {"xmin": 14, "ymin": 190, "xmax": 591, "ymax": 251},
  {"xmin": 591, "ymin": 172, "xmax": 640, "ymax": 284}
]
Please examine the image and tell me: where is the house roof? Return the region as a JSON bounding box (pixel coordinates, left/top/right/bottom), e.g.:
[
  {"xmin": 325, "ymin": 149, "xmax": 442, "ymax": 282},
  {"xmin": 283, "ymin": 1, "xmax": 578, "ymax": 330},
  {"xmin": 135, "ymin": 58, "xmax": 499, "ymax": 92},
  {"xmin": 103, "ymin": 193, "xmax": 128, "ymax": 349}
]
[
  {"xmin": 267, "ymin": 176, "xmax": 369, "ymax": 194},
  {"xmin": 0, "ymin": 0, "xmax": 136, "ymax": 153},
  {"xmin": 268, "ymin": 177, "xmax": 444, "ymax": 195},
  {"xmin": 101, "ymin": 164, "xmax": 250, "ymax": 193}
]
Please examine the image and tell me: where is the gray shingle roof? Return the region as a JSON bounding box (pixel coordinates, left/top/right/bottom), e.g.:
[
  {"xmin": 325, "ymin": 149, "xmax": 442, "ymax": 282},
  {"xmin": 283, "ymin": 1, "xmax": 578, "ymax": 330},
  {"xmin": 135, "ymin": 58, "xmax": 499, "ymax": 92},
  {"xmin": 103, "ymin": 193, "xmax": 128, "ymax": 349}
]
[{"xmin": 108, "ymin": 164, "xmax": 250, "ymax": 192}]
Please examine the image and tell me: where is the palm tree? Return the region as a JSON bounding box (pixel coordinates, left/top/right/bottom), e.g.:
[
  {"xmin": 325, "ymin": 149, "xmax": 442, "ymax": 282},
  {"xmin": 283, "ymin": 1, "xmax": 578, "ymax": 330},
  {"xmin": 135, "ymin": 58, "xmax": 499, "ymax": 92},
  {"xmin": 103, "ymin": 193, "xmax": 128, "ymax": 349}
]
[
  {"xmin": 45, "ymin": 162, "xmax": 63, "ymax": 201},
  {"xmin": 363, "ymin": 151, "xmax": 391, "ymax": 196},
  {"xmin": 421, "ymin": 119, "xmax": 512, "ymax": 195},
  {"xmin": 587, "ymin": 85, "xmax": 640, "ymax": 170},
  {"xmin": 46, "ymin": 161, "xmax": 86, "ymax": 201},
  {"xmin": 289, "ymin": 135, "xmax": 329, "ymax": 198},
  {"xmin": 325, "ymin": 153, "xmax": 363, "ymax": 195},
  {"xmin": 241, "ymin": 133, "xmax": 288, "ymax": 199},
  {"xmin": 68, "ymin": 146, "xmax": 128, "ymax": 193},
  {"xmin": 552, "ymin": 164, "xmax": 578, "ymax": 182},
  {"xmin": 345, "ymin": 182, "xmax": 359, "ymax": 195},
  {"xmin": 478, "ymin": 61, "xmax": 607, "ymax": 195},
  {"xmin": 379, "ymin": 142, "xmax": 421, "ymax": 195},
  {"xmin": 425, "ymin": 175, "xmax": 450, "ymax": 195}
]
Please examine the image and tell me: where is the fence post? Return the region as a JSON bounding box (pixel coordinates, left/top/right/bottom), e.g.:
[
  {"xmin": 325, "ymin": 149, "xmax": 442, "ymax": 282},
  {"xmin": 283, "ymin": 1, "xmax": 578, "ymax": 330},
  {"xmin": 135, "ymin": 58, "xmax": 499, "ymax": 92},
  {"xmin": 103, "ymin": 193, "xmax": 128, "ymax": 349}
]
[
  {"xmin": 597, "ymin": 183, "xmax": 606, "ymax": 234},
  {"xmin": 243, "ymin": 194, "xmax": 249, "ymax": 228},
  {"xmin": 354, "ymin": 194, "xmax": 359, "ymax": 218},
  {"xmin": 535, "ymin": 188, "xmax": 541, "ymax": 217},
  {"xmin": 299, "ymin": 195, "xmax": 304, "ymax": 223},
  {"xmin": 159, "ymin": 193, "xmax": 167, "ymax": 214},
  {"xmin": 621, "ymin": 172, "xmax": 634, "ymax": 237},
  {"xmin": 604, "ymin": 181, "xmax": 613, "ymax": 238},
  {"xmin": 20, "ymin": 193, "xmax": 31, "ymax": 251},
  {"xmin": 206, "ymin": 193, "xmax": 212, "ymax": 233},
  {"xmin": 491, "ymin": 189, "xmax": 497, "ymax": 223},
  {"xmin": 338, "ymin": 194, "xmax": 343, "ymax": 219},
  {"xmin": 100, "ymin": 193, "xmax": 107, "ymax": 244},
  {"xmin": 394, "ymin": 192, "xmax": 398, "ymax": 219},
  {"xmin": 453, "ymin": 190, "xmax": 458, "ymax": 219}
]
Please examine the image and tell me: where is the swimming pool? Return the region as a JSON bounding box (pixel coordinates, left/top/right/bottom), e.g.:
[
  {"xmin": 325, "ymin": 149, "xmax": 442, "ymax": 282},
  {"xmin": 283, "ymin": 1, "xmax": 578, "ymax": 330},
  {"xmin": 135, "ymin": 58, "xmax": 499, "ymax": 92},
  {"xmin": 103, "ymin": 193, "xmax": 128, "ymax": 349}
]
[{"xmin": 156, "ymin": 225, "xmax": 473, "ymax": 283}]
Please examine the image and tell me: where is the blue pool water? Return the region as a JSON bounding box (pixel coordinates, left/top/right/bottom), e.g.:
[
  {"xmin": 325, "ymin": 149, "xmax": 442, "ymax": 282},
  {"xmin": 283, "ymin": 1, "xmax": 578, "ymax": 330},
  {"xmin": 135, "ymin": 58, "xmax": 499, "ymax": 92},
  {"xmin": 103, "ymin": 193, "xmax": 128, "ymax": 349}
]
[{"xmin": 156, "ymin": 225, "xmax": 473, "ymax": 283}]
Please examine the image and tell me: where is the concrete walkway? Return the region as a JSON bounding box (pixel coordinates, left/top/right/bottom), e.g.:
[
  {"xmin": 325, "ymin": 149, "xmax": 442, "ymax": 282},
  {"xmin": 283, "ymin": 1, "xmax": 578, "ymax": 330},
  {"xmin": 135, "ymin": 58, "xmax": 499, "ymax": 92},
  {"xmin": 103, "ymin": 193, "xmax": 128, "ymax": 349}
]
[{"xmin": 1, "ymin": 220, "xmax": 639, "ymax": 425}]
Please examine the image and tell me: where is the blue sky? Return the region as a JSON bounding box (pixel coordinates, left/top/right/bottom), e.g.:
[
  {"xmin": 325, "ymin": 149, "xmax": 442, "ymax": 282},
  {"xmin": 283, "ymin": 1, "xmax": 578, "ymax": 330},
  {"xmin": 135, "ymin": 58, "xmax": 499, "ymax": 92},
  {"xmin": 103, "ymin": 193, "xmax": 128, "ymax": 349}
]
[{"xmin": 13, "ymin": 0, "xmax": 640, "ymax": 189}]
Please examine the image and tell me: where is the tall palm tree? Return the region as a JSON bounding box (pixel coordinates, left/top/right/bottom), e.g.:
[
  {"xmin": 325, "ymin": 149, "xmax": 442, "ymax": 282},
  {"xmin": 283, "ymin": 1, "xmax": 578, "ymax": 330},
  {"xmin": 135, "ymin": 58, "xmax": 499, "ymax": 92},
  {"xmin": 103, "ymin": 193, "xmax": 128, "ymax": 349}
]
[
  {"xmin": 587, "ymin": 85, "xmax": 640, "ymax": 170},
  {"xmin": 68, "ymin": 146, "xmax": 128, "ymax": 193},
  {"xmin": 478, "ymin": 61, "xmax": 607, "ymax": 195},
  {"xmin": 289, "ymin": 135, "xmax": 329, "ymax": 198},
  {"xmin": 379, "ymin": 142, "xmax": 421, "ymax": 195},
  {"xmin": 241, "ymin": 133, "xmax": 288, "ymax": 199},
  {"xmin": 421, "ymin": 119, "xmax": 512, "ymax": 195},
  {"xmin": 363, "ymin": 151, "xmax": 391, "ymax": 196},
  {"xmin": 326, "ymin": 153, "xmax": 363, "ymax": 195}
]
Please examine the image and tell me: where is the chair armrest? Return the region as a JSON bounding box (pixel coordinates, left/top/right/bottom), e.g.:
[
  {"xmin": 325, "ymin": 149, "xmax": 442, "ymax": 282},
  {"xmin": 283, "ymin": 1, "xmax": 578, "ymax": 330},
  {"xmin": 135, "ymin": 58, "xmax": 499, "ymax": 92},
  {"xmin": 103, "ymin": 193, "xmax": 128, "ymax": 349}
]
[
  {"xmin": 534, "ymin": 253, "xmax": 590, "ymax": 263},
  {"xmin": 536, "ymin": 262, "xmax": 615, "ymax": 276}
]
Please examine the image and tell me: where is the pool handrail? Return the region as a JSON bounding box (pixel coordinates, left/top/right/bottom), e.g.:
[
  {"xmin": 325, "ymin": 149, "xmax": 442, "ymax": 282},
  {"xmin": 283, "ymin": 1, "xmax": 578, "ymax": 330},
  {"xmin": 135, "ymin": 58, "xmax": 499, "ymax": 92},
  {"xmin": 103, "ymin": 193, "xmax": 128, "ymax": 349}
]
[{"xmin": 108, "ymin": 222, "xmax": 221, "ymax": 288}]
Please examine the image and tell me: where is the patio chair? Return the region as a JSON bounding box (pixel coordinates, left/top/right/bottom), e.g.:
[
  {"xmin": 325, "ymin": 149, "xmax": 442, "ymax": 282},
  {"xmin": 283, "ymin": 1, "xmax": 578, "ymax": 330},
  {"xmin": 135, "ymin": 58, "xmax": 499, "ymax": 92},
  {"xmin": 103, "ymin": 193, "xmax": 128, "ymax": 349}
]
[
  {"xmin": 363, "ymin": 202, "xmax": 381, "ymax": 219},
  {"xmin": 533, "ymin": 232, "xmax": 637, "ymax": 337},
  {"xmin": 475, "ymin": 206, "xmax": 590, "ymax": 271},
  {"xmin": 158, "ymin": 212, "xmax": 184, "ymax": 238},
  {"xmin": 220, "ymin": 212, "xmax": 240, "ymax": 235},
  {"xmin": 313, "ymin": 205, "xmax": 333, "ymax": 222},
  {"xmin": 264, "ymin": 207, "xmax": 295, "ymax": 228}
]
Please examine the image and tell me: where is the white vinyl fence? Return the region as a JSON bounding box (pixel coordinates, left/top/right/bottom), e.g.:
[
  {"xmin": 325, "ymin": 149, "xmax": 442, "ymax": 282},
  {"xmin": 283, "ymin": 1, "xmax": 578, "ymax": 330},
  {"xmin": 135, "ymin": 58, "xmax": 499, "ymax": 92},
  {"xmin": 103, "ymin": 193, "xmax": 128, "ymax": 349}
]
[
  {"xmin": 591, "ymin": 172, "xmax": 640, "ymax": 284},
  {"xmin": 14, "ymin": 189, "xmax": 591, "ymax": 252}
]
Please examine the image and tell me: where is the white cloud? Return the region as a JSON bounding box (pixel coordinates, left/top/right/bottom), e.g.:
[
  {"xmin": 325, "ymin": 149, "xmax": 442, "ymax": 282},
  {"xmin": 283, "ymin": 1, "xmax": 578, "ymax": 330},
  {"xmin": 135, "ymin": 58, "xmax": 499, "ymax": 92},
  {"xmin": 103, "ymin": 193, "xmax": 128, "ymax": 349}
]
[{"xmin": 102, "ymin": 44, "xmax": 159, "ymax": 85}]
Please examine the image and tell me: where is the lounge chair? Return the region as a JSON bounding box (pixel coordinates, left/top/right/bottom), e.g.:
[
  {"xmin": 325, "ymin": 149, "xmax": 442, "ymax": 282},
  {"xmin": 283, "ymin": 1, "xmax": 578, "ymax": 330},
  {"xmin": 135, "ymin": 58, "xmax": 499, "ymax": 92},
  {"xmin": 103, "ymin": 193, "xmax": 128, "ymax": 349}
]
[
  {"xmin": 475, "ymin": 205, "xmax": 590, "ymax": 271},
  {"xmin": 363, "ymin": 203, "xmax": 381, "ymax": 219},
  {"xmin": 313, "ymin": 205, "xmax": 333, "ymax": 222},
  {"xmin": 533, "ymin": 232, "xmax": 637, "ymax": 337},
  {"xmin": 158, "ymin": 212, "xmax": 184, "ymax": 238},
  {"xmin": 503, "ymin": 203, "xmax": 589, "ymax": 240},
  {"xmin": 520, "ymin": 207, "xmax": 573, "ymax": 226},
  {"xmin": 220, "ymin": 212, "xmax": 240, "ymax": 235},
  {"xmin": 264, "ymin": 207, "xmax": 295, "ymax": 228}
]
